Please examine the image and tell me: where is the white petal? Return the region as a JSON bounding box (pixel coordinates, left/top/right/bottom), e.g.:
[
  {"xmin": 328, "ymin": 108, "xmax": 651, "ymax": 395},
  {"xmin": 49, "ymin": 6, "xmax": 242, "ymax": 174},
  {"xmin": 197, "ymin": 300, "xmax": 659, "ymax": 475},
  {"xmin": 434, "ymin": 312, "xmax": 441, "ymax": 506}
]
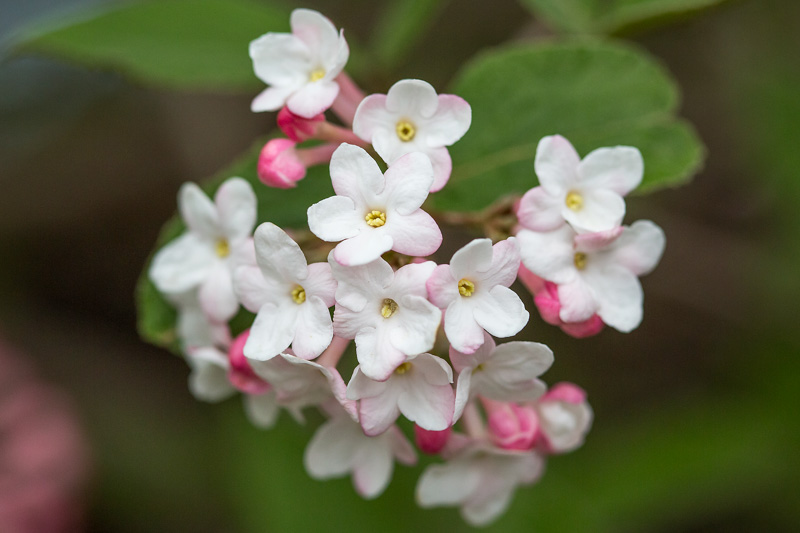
[
  {"xmin": 198, "ymin": 264, "xmax": 238, "ymax": 323},
  {"xmin": 215, "ymin": 177, "xmax": 257, "ymax": 241},
  {"xmin": 426, "ymin": 264, "xmax": 458, "ymax": 309},
  {"xmin": 444, "ymin": 301, "xmax": 485, "ymax": 355},
  {"xmin": 534, "ymin": 135, "xmax": 580, "ymax": 195},
  {"xmin": 179, "ymin": 182, "xmax": 219, "ymax": 237},
  {"xmin": 390, "ymin": 261, "xmax": 436, "ymax": 300},
  {"xmin": 307, "ymin": 195, "xmax": 361, "ymax": 242},
  {"xmin": 385, "ymin": 79, "xmax": 439, "ymax": 118},
  {"xmin": 358, "ymin": 391, "xmax": 402, "ymax": 436},
  {"xmin": 426, "ymin": 146, "xmax": 453, "ymax": 192},
  {"xmin": 423, "ymin": 94, "xmax": 472, "ymax": 147},
  {"xmin": 356, "ymin": 326, "xmax": 406, "ymax": 381},
  {"xmin": 251, "ymin": 85, "xmax": 296, "ymax": 113},
  {"xmin": 383, "ymin": 152, "xmax": 434, "ymax": 214},
  {"xmin": 149, "ymin": 234, "xmax": 216, "ymax": 294},
  {"xmin": 333, "ymin": 230, "xmax": 394, "ymax": 266},
  {"xmin": 286, "ymin": 80, "xmax": 340, "ymax": 118},
  {"xmin": 479, "ymin": 237, "xmax": 521, "ymax": 288},
  {"xmin": 303, "ymin": 262, "xmax": 337, "ymax": 307},
  {"xmin": 390, "ymin": 295, "xmax": 442, "ymax": 356},
  {"xmin": 290, "ymin": 8, "xmax": 339, "ymax": 59},
  {"xmin": 243, "ymin": 393, "xmax": 279, "ymax": 429},
  {"xmin": 607, "ymin": 220, "xmax": 665, "ymax": 276},
  {"xmin": 416, "ymin": 458, "xmax": 482, "ymax": 507},
  {"xmin": 578, "ymin": 145, "xmax": 643, "ymax": 195},
  {"xmin": 329, "ymin": 143, "xmax": 385, "ymax": 203},
  {"xmin": 584, "ymin": 265, "xmax": 643, "ymax": 332},
  {"xmin": 352, "ymin": 436, "xmax": 395, "ymax": 499},
  {"xmin": 397, "ymin": 378, "xmax": 454, "ymax": 431},
  {"xmin": 304, "ymin": 415, "xmax": 358, "ymax": 478},
  {"xmin": 352, "ymin": 94, "xmax": 392, "ymax": 142},
  {"xmin": 472, "ymin": 285, "xmax": 529, "ymax": 339},
  {"xmin": 516, "ymin": 186, "xmax": 563, "ymax": 232},
  {"xmin": 562, "ymin": 188, "xmax": 625, "ymax": 233},
  {"xmin": 254, "ymin": 222, "xmax": 308, "ymax": 283},
  {"xmin": 232, "ymin": 265, "xmax": 281, "ymax": 313},
  {"xmin": 249, "ymin": 33, "xmax": 309, "ymax": 86},
  {"xmin": 291, "ymin": 296, "xmax": 333, "ymax": 359},
  {"xmin": 450, "ymin": 238, "xmax": 493, "ymax": 281},
  {"xmin": 557, "ymin": 277, "xmax": 598, "ymax": 323},
  {"xmin": 385, "ymin": 209, "xmax": 442, "ymax": 258},
  {"xmin": 452, "ymin": 370, "xmax": 472, "ymax": 421},
  {"xmin": 244, "ymin": 303, "xmax": 299, "ymax": 360},
  {"xmin": 516, "ymin": 227, "xmax": 577, "ymax": 285}
]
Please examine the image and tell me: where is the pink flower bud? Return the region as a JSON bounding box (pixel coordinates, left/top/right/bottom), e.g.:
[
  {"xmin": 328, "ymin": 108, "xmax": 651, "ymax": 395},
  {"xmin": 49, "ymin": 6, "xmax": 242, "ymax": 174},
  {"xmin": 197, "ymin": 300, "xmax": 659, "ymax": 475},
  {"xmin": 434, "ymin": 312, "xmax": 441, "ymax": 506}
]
[
  {"xmin": 487, "ymin": 403, "xmax": 539, "ymax": 451},
  {"xmin": 277, "ymin": 107, "xmax": 324, "ymax": 142},
  {"xmin": 257, "ymin": 139, "xmax": 306, "ymax": 188},
  {"xmin": 227, "ymin": 330, "xmax": 270, "ymax": 395},
  {"xmin": 414, "ymin": 424, "xmax": 451, "ymax": 455},
  {"xmin": 541, "ymin": 382, "xmax": 587, "ymax": 404},
  {"xmin": 536, "ymin": 383, "xmax": 592, "ymax": 454}
]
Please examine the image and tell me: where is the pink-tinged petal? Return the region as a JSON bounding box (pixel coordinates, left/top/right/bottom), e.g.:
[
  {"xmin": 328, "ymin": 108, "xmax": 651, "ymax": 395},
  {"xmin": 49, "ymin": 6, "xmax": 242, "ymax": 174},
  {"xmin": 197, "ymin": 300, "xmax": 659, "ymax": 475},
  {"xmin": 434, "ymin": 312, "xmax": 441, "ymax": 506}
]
[
  {"xmin": 475, "ymin": 342, "xmax": 552, "ymax": 402},
  {"xmin": 410, "ymin": 353, "xmax": 454, "ymax": 385},
  {"xmin": 390, "ymin": 296, "xmax": 442, "ymax": 356},
  {"xmin": 329, "ymin": 143, "xmax": 385, "ymax": 202},
  {"xmin": 254, "ymin": 223, "xmax": 308, "ymax": 283},
  {"xmin": 277, "ymin": 106, "xmax": 323, "ymax": 142},
  {"xmin": 355, "ymin": 327, "xmax": 406, "ymax": 381},
  {"xmin": 324, "ymin": 32, "xmax": 350, "ymax": 79},
  {"xmin": 533, "ymin": 283, "xmax": 562, "ymax": 325},
  {"xmin": 607, "ymin": 220, "xmax": 665, "ymax": 276},
  {"xmin": 452, "ymin": 370, "xmax": 472, "ymax": 421},
  {"xmin": 584, "ymin": 265, "xmax": 643, "ymax": 332},
  {"xmin": 232, "ymin": 264, "xmax": 282, "ymax": 313},
  {"xmin": 538, "ymin": 399, "xmax": 593, "ymax": 454},
  {"xmin": 426, "ymin": 146, "xmax": 452, "ymax": 192},
  {"xmin": 541, "ymin": 382, "xmax": 587, "ymax": 404},
  {"xmin": 290, "ymin": 8, "xmax": 339, "ymax": 58},
  {"xmin": 291, "ymin": 296, "xmax": 333, "ymax": 359},
  {"xmin": 251, "ymin": 85, "xmax": 297, "ymax": 113},
  {"xmin": 424, "ymin": 94, "xmax": 472, "ymax": 147},
  {"xmin": 383, "ymin": 152, "xmax": 434, "ymax": 214},
  {"xmin": 444, "ymin": 301, "xmax": 485, "ymax": 355},
  {"xmin": 179, "ymin": 182, "xmax": 219, "ymax": 237},
  {"xmin": 386, "ymin": 210, "xmax": 442, "ymax": 258},
  {"xmin": 561, "ymin": 316, "xmax": 605, "ymax": 338},
  {"xmin": 307, "ymin": 196, "xmax": 361, "ymax": 242},
  {"xmin": 517, "ymin": 264, "xmax": 546, "ymax": 295},
  {"xmin": 390, "ymin": 425, "xmax": 418, "ymax": 465},
  {"xmin": 534, "ymin": 135, "xmax": 580, "ymax": 195},
  {"xmin": 332, "ymin": 229, "xmax": 394, "ymax": 266},
  {"xmin": 286, "ymin": 80, "xmax": 340, "ymax": 118},
  {"xmin": 516, "ymin": 186, "xmax": 563, "ymax": 232},
  {"xmin": 198, "ymin": 265, "xmax": 238, "ymax": 323},
  {"xmin": 397, "ymin": 380, "xmax": 454, "ymax": 431},
  {"xmin": 449, "ymin": 332, "xmax": 495, "ymax": 374},
  {"xmin": 149, "ymin": 234, "xmax": 216, "ymax": 294},
  {"xmin": 557, "ymin": 278, "xmax": 598, "ymax": 323},
  {"xmin": 480, "ymin": 237, "xmax": 521, "ymax": 288},
  {"xmin": 416, "ymin": 458, "xmax": 482, "ymax": 508},
  {"xmin": 257, "ymin": 138, "xmax": 306, "ymax": 188},
  {"xmin": 574, "ymin": 226, "xmax": 624, "ymax": 253},
  {"xmin": 303, "ymin": 262, "xmax": 337, "ymax": 307},
  {"xmin": 243, "ymin": 393, "xmax": 279, "ymax": 429},
  {"xmin": 352, "ymin": 94, "xmax": 392, "ymax": 141},
  {"xmin": 450, "ymin": 238, "xmax": 492, "ymax": 282},
  {"xmin": 426, "ymin": 264, "xmax": 457, "ymax": 308},
  {"xmin": 516, "ymin": 227, "xmax": 577, "ymax": 285},
  {"xmin": 385, "ymin": 79, "xmax": 439, "ymax": 117},
  {"xmin": 562, "ymin": 188, "xmax": 625, "ymax": 233},
  {"xmin": 577, "ymin": 145, "xmax": 643, "ymax": 195},
  {"xmin": 244, "ymin": 303, "xmax": 299, "ymax": 361},
  {"xmin": 472, "ymin": 286, "xmax": 529, "ymax": 338},
  {"xmin": 215, "ymin": 178, "xmax": 256, "ymax": 241},
  {"xmin": 390, "ymin": 261, "xmax": 436, "ymax": 300},
  {"xmin": 333, "ymin": 305, "xmax": 376, "ymax": 339},
  {"xmin": 488, "ymin": 404, "xmax": 538, "ymax": 451},
  {"xmin": 358, "ymin": 392, "xmax": 402, "ymax": 436},
  {"xmin": 371, "ymin": 128, "xmax": 405, "ymax": 165},
  {"xmin": 346, "ymin": 366, "xmax": 387, "ymax": 400},
  {"xmin": 352, "ymin": 439, "xmax": 394, "ymax": 499},
  {"xmin": 249, "ymin": 33, "xmax": 309, "ymax": 86}
]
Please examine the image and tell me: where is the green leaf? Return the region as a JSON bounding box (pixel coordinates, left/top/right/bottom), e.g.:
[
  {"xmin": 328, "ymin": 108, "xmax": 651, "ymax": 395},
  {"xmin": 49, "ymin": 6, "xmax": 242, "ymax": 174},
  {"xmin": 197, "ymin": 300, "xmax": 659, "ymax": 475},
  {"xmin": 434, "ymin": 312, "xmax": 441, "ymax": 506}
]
[
  {"xmin": 519, "ymin": 0, "xmax": 728, "ymax": 35},
  {"xmin": 15, "ymin": 0, "xmax": 289, "ymax": 91},
  {"xmin": 371, "ymin": 0, "xmax": 451, "ymax": 68},
  {"xmin": 432, "ymin": 41, "xmax": 704, "ymax": 213},
  {"xmin": 136, "ymin": 138, "xmax": 334, "ymax": 350}
]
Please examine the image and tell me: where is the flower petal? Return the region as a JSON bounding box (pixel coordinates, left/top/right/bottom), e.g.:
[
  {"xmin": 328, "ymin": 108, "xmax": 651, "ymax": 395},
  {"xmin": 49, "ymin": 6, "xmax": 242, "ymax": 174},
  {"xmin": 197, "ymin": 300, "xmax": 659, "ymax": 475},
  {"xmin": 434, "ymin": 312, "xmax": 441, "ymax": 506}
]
[
  {"xmin": 578, "ymin": 145, "xmax": 643, "ymax": 195},
  {"xmin": 149, "ymin": 234, "xmax": 215, "ymax": 294},
  {"xmin": 332, "ymin": 228, "xmax": 394, "ymax": 266},
  {"xmin": 383, "ymin": 152, "xmax": 434, "ymax": 214},
  {"xmin": 390, "ymin": 295, "xmax": 442, "ymax": 357},
  {"xmin": 352, "ymin": 94, "xmax": 392, "ymax": 142},
  {"xmin": 286, "ymin": 80, "xmax": 340, "ymax": 118},
  {"xmin": 249, "ymin": 33, "xmax": 309, "ymax": 86},
  {"xmin": 198, "ymin": 264, "xmax": 238, "ymax": 323},
  {"xmin": 254, "ymin": 222, "xmax": 308, "ymax": 283},
  {"xmin": 606, "ymin": 220, "xmax": 665, "ymax": 276},
  {"xmin": 534, "ymin": 135, "xmax": 579, "ymax": 195},
  {"xmin": 251, "ymin": 85, "xmax": 297, "ymax": 113},
  {"xmin": 215, "ymin": 177, "xmax": 256, "ymax": 241},
  {"xmin": 444, "ymin": 301, "xmax": 485, "ymax": 354},
  {"xmin": 179, "ymin": 182, "xmax": 219, "ymax": 237},
  {"xmin": 426, "ymin": 264, "xmax": 458, "ymax": 308},
  {"xmin": 516, "ymin": 227, "xmax": 576, "ymax": 285},
  {"xmin": 517, "ymin": 186, "xmax": 563, "ymax": 232},
  {"xmin": 584, "ymin": 264, "xmax": 643, "ymax": 332},
  {"xmin": 291, "ymin": 296, "xmax": 333, "ymax": 359},
  {"xmin": 307, "ymin": 195, "xmax": 361, "ymax": 242},
  {"xmin": 243, "ymin": 393, "xmax": 279, "ymax": 429},
  {"xmin": 557, "ymin": 277, "xmax": 598, "ymax": 323},
  {"xmin": 472, "ymin": 285, "xmax": 529, "ymax": 338},
  {"xmin": 290, "ymin": 8, "xmax": 339, "ymax": 59},
  {"xmin": 424, "ymin": 94, "xmax": 472, "ymax": 147},
  {"xmin": 385, "ymin": 79, "xmax": 439, "ymax": 117},
  {"xmin": 329, "ymin": 143, "xmax": 385, "ymax": 203},
  {"xmin": 426, "ymin": 146, "xmax": 453, "ymax": 192},
  {"xmin": 385, "ymin": 209, "xmax": 442, "ymax": 258},
  {"xmin": 244, "ymin": 303, "xmax": 299, "ymax": 361},
  {"xmin": 450, "ymin": 238, "xmax": 493, "ymax": 282},
  {"xmin": 562, "ymin": 188, "xmax": 625, "ymax": 233}
]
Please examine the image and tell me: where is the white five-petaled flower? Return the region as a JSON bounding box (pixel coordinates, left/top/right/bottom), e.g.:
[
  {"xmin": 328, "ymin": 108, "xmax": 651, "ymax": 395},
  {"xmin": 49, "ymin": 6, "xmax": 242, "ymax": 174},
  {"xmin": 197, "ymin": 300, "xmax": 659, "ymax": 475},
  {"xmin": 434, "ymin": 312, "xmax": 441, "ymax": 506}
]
[
  {"xmin": 427, "ymin": 238, "xmax": 529, "ymax": 354},
  {"xmin": 451, "ymin": 332, "xmax": 553, "ymax": 421},
  {"xmin": 416, "ymin": 442, "xmax": 544, "ymax": 527},
  {"xmin": 517, "ymin": 135, "xmax": 643, "ymax": 234},
  {"xmin": 304, "ymin": 406, "xmax": 417, "ymax": 500},
  {"xmin": 353, "ymin": 79, "xmax": 472, "ymax": 192},
  {"xmin": 517, "ymin": 220, "xmax": 666, "ymax": 332},
  {"xmin": 234, "ymin": 223, "xmax": 336, "ymax": 361},
  {"xmin": 250, "ymin": 8, "xmax": 349, "ymax": 118},
  {"xmin": 149, "ymin": 177, "xmax": 257, "ymax": 323},
  {"xmin": 330, "ymin": 257, "xmax": 442, "ymax": 381},
  {"xmin": 308, "ymin": 143, "xmax": 442, "ymax": 266},
  {"xmin": 347, "ymin": 353, "xmax": 455, "ymax": 436}
]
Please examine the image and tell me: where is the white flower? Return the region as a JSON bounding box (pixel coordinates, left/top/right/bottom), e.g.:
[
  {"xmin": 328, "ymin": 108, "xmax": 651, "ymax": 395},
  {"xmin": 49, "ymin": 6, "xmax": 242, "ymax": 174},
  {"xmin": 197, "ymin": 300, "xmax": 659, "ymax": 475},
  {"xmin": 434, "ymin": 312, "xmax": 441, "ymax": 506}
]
[
  {"xmin": 250, "ymin": 8, "xmax": 349, "ymax": 118},
  {"xmin": 168, "ymin": 291, "xmax": 231, "ymax": 350},
  {"xmin": 451, "ymin": 333, "xmax": 553, "ymax": 420},
  {"xmin": 427, "ymin": 238, "xmax": 528, "ymax": 354},
  {"xmin": 534, "ymin": 383, "xmax": 593, "ymax": 454},
  {"xmin": 416, "ymin": 443, "xmax": 544, "ymax": 527},
  {"xmin": 517, "ymin": 220, "xmax": 666, "ymax": 332},
  {"xmin": 517, "ymin": 135, "xmax": 643, "ymax": 233},
  {"xmin": 353, "ymin": 79, "xmax": 472, "ymax": 192},
  {"xmin": 346, "ymin": 353, "xmax": 455, "ymax": 436},
  {"xmin": 330, "ymin": 257, "xmax": 442, "ymax": 381},
  {"xmin": 234, "ymin": 223, "xmax": 336, "ymax": 361},
  {"xmin": 149, "ymin": 177, "xmax": 257, "ymax": 323},
  {"xmin": 307, "ymin": 143, "xmax": 442, "ymax": 266},
  {"xmin": 304, "ymin": 407, "xmax": 416, "ymax": 499}
]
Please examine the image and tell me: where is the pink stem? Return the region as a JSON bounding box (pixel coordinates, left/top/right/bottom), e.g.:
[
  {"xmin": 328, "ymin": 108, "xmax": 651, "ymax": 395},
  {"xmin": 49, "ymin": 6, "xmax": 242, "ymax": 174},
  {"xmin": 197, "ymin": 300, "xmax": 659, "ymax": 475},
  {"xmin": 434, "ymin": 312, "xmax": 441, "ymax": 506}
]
[
  {"xmin": 314, "ymin": 122, "xmax": 368, "ymax": 147},
  {"xmin": 316, "ymin": 335, "xmax": 351, "ymax": 368},
  {"xmin": 331, "ymin": 72, "xmax": 366, "ymax": 126},
  {"xmin": 296, "ymin": 142, "xmax": 339, "ymax": 168},
  {"xmin": 461, "ymin": 401, "xmax": 486, "ymax": 439}
]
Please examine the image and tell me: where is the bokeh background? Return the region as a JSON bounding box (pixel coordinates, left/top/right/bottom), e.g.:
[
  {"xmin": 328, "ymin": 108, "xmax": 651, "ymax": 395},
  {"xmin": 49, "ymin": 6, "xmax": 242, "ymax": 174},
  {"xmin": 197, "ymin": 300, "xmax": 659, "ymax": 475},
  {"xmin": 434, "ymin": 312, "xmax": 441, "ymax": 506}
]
[{"xmin": 1, "ymin": 0, "xmax": 798, "ymax": 531}]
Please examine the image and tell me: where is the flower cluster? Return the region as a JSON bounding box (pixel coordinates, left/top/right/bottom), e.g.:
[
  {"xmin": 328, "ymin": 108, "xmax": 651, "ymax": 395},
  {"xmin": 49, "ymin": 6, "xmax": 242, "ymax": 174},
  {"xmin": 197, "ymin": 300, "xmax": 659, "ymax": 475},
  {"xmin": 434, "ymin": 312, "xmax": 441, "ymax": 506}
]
[{"xmin": 146, "ymin": 8, "xmax": 665, "ymax": 525}]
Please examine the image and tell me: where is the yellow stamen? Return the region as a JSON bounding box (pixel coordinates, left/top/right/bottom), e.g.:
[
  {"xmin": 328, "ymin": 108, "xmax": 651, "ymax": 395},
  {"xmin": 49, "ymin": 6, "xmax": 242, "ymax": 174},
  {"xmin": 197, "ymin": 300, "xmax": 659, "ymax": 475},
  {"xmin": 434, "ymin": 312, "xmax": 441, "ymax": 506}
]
[
  {"xmin": 365, "ymin": 210, "xmax": 386, "ymax": 227},
  {"xmin": 381, "ymin": 298, "xmax": 399, "ymax": 318},
  {"xmin": 396, "ymin": 120, "xmax": 416, "ymax": 142},
  {"xmin": 458, "ymin": 279, "xmax": 475, "ymax": 297},
  {"xmin": 215, "ymin": 239, "xmax": 230, "ymax": 258},
  {"xmin": 309, "ymin": 68, "xmax": 326, "ymax": 82},
  {"xmin": 565, "ymin": 190, "xmax": 584, "ymax": 211},
  {"xmin": 395, "ymin": 362, "xmax": 412, "ymax": 375},
  {"xmin": 291, "ymin": 285, "xmax": 306, "ymax": 304},
  {"xmin": 472, "ymin": 363, "xmax": 485, "ymax": 374},
  {"xmin": 574, "ymin": 252, "xmax": 587, "ymax": 270}
]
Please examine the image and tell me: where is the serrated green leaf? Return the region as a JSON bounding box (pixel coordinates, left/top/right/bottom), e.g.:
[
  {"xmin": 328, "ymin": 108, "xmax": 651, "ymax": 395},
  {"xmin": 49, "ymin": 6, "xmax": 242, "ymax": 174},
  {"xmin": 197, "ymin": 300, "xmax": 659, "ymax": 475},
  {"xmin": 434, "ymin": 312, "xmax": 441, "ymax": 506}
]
[
  {"xmin": 432, "ymin": 41, "xmax": 704, "ymax": 213},
  {"xmin": 15, "ymin": 0, "xmax": 289, "ymax": 91}
]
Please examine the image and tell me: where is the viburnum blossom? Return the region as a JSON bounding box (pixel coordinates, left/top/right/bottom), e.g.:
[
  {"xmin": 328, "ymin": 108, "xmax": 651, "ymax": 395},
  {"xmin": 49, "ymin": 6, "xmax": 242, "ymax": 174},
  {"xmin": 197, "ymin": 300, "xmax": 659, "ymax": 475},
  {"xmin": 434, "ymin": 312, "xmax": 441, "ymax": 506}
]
[
  {"xmin": 308, "ymin": 143, "xmax": 442, "ymax": 266},
  {"xmin": 517, "ymin": 135, "xmax": 643, "ymax": 234},
  {"xmin": 249, "ymin": 8, "xmax": 349, "ymax": 118},
  {"xmin": 535, "ymin": 383, "xmax": 593, "ymax": 454},
  {"xmin": 149, "ymin": 177, "xmax": 256, "ymax": 323},
  {"xmin": 353, "ymin": 79, "xmax": 472, "ymax": 192},
  {"xmin": 234, "ymin": 222, "xmax": 336, "ymax": 361},
  {"xmin": 347, "ymin": 352, "xmax": 455, "ymax": 436},
  {"xmin": 517, "ymin": 220, "xmax": 666, "ymax": 332},
  {"xmin": 427, "ymin": 238, "xmax": 529, "ymax": 354},
  {"xmin": 330, "ymin": 257, "xmax": 442, "ymax": 381}
]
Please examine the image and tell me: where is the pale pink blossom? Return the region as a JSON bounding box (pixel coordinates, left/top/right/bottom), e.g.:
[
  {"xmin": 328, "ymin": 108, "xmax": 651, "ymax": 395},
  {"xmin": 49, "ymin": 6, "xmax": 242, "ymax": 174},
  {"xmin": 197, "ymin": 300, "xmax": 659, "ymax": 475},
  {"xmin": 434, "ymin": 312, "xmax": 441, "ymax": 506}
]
[{"xmin": 535, "ymin": 383, "xmax": 593, "ymax": 454}]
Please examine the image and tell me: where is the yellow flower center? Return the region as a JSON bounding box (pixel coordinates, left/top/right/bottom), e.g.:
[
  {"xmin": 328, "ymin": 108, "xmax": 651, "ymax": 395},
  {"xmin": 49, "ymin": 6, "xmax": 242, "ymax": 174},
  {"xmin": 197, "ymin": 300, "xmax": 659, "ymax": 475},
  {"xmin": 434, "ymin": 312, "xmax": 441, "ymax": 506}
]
[
  {"xmin": 565, "ymin": 190, "xmax": 584, "ymax": 211},
  {"xmin": 458, "ymin": 279, "xmax": 475, "ymax": 297},
  {"xmin": 472, "ymin": 363, "xmax": 485, "ymax": 374},
  {"xmin": 309, "ymin": 68, "xmax": 326, "ymax": 82},
  {"xmin": 381, "ymin": 298, "xmax": 399, "ymax": 318},
  {"xmin": 574, "ymin": 252, "xmax": 588, "ymax": 270},
  {"xmin": 395, "ymin": 362, "xmax": 412, "ymax": 375},
  {"xmin": 396, "ymin": 120, "xmax": 416, "ymax": 142},
  {"xmin": 215, "ymin": 239, "xmax": 230, "ymax": 258},
  {"xmin": 291, "ymin": 285, "xmax": 306, "ymax": 304},
  {"xmin": 365, "ymin": 210, "xmax": 387, "ymax": 227}
]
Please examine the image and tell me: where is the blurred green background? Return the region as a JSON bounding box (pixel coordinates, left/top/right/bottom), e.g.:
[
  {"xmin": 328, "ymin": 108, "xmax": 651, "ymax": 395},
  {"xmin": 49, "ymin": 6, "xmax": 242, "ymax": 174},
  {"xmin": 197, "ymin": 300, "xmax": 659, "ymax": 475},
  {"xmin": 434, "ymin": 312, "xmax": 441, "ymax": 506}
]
[{"xmin": 1, "ymin": 0, "xmax": 798, "ymax": 531}]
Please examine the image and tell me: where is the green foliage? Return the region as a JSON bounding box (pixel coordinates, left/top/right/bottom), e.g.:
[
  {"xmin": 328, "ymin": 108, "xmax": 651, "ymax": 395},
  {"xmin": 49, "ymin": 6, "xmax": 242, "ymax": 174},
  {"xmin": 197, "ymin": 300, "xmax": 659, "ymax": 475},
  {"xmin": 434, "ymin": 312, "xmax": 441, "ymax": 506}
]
[
  {"xmin": 371, "ymin": 0, "xmax": 451, "ymax": 68},
  {"xmin": 520, "ymin": 0, "xmax": 728, "ymax": 35},
  {"xmin": 15, "ymin": 0, "xmax": 289, "ymax": 91},
  {"xmin": 432, "ymin": 41, "xmax": 704, "ymax": 212}
]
